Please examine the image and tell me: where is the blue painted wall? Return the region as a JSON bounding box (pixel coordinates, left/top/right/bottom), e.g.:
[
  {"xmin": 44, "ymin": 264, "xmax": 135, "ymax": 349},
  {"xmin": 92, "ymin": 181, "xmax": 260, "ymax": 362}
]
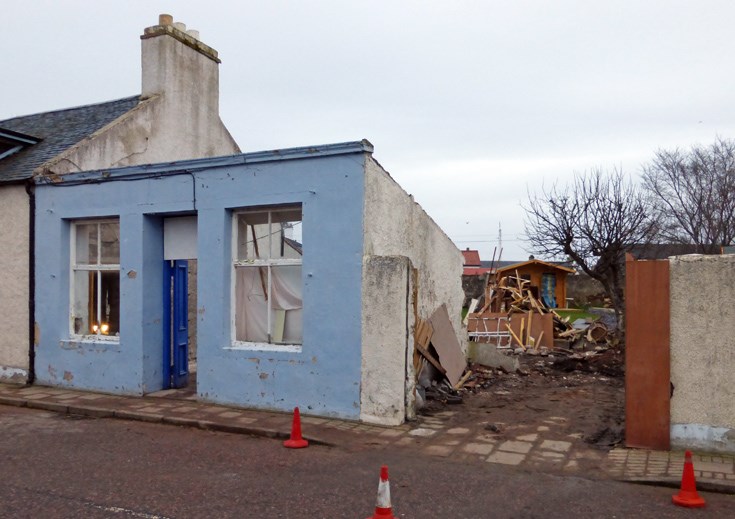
[{"xmin": 34, "ymin": 145, "xmax": 367, "ymax": 418}]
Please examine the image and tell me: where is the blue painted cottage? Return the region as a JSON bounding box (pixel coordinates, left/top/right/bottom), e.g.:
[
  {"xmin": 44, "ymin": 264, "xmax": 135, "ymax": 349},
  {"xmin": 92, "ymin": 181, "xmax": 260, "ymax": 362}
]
[{"xmin": 34, "ymin": 141, "xmax": 463, "ymax": 425}]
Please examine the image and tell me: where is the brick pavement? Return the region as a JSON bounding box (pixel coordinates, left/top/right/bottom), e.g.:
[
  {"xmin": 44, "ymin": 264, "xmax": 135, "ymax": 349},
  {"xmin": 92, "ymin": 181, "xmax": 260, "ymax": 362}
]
[{"xmin": 0, "ymin": 382, "xmax": 732, "ymax": 493}]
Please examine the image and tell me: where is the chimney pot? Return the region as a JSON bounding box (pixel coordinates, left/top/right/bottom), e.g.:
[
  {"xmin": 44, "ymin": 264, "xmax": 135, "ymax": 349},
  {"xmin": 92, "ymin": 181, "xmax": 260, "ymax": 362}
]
[
  {"xmin": 186, "ymin": 29, "xmax": 200, "ymax": 40},
  {"xmin": 173, "ymin": 22, "xmax": 187, "ymax": 32},
  {"xmin": 159, "ymin": 14, "xmax": 173, "ymax": 26}
]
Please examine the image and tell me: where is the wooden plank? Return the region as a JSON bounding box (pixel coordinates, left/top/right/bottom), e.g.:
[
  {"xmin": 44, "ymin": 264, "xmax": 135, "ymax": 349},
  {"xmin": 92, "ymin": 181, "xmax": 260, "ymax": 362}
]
[
  {"xmin": 415, "ymin": 319, "xmax": 433, "ymax": 349},
  {"xmin": 454, "ymin": 370, "xmax": 472, "ymax": 390},
  {"xmin": 427, "ymin": 304, "xmax": 466, "ymax": 386},
  {"xmin": 530, "ymin": 313, "xmax": 553, "ymax": 348},
  {"xmin": 535, "ymin": 331, "xmax": 544, "ymax": 352},
  {"xmin": 505, "ymin": 322, "xmax": 525, "ymax": 350},
  {"xmin": 415, "ymin": 342, "xmax": 447, "ymax": 376},
  {"xmin": 518, "ymin": 317, "xmax": 526, "ymax": 347},
  {"xmin": 526, "ymin": 311, "xmax": 533, "ymax": 344},
  {"xmin": 463, "ymin": 299, "xmax": 479, "ymax": 325}
]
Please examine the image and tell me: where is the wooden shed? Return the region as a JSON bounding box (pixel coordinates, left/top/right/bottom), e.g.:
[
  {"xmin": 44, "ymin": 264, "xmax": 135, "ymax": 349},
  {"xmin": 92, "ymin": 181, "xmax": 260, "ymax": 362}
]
[{"xmin": 496, "ymin": 259, "xmax": 575, "ymax": 309}]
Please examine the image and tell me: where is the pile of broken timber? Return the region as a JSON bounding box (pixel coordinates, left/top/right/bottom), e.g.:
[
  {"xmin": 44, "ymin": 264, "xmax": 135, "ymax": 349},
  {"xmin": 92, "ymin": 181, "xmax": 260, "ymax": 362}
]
[{"xmin": 468, "ymin": 273, "xmax": 608, "ymax": 350}]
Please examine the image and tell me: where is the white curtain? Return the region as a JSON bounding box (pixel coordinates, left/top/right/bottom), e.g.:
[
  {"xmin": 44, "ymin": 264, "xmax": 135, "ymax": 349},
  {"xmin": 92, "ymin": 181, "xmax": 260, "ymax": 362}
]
[{"xmin": 235, "ymin": 266, "xmax": 302, "ymax": 343}]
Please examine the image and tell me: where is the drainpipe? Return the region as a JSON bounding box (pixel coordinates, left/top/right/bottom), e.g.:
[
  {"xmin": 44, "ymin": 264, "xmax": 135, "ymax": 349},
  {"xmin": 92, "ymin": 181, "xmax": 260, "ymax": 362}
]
[{"xmin": 25, "ymin": 180, "xmax": 35, "ymax": 384}]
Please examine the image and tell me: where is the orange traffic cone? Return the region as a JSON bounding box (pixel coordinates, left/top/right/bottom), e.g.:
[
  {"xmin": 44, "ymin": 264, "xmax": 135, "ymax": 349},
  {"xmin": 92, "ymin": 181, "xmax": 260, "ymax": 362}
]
[
  {"xmin": 283, "ymin": 407, "xmax": 309, "ymax": 449},
  {"xmin": 672, "ymin": 450, "xmax": 706, "ymax": 508},
  {"xmin": 367, "ymin": 465, "xmax": 396, "ymax": 519}
]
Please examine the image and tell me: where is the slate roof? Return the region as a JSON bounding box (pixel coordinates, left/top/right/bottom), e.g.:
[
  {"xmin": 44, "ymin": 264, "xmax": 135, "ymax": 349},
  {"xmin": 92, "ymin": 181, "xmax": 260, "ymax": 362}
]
[{"xmin": 0, "ymin": 96, "xmax": 140, "ymax": 183}]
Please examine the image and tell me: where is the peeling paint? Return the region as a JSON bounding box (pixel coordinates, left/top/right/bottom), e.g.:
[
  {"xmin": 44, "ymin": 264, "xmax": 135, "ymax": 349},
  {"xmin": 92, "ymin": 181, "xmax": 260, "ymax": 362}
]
[
  {"xmin": 127, "ymin": 270, "xmax": 137, "ymax": 279},
  {"xmin": 0, "ymin": 367, "xmax": 28, "ymax": 384},
  {"xmin": 47, "ymin": 365, "xmax": 57, "ymax": 379},
  {"xmin": 258, "ymin": 372, "xmax": 268, "ymax": 380},
  {"xmin": 63, "ymin": 371, "xmax": 74, "ymax": 381},
  {"xmin": 34, "ymin": 322, "xmax": 40, "ymax": 346}
]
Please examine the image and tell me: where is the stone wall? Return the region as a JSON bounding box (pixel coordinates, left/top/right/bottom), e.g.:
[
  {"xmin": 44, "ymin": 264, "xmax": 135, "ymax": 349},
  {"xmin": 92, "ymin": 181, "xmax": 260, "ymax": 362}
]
[
  {"xmin": 566, "ymin": 273, "xmax": 606, "ymax": 307},
  {"xmin": 462, "ymin": 273, "xmax": 489, "ymax": 308}
]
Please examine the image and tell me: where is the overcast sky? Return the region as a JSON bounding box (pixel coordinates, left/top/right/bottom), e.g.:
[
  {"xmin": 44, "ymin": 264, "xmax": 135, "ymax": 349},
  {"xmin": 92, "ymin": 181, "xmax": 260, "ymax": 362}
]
[{"xmin": 3, "ymin": 1, "xmax": 734, "ymax": 260}]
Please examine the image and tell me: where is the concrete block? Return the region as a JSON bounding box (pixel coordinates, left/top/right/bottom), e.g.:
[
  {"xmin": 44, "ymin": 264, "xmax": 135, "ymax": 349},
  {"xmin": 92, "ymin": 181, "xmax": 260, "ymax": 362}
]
[{"xmin": 467, "ymin": 342, "xmax": 520, "ymax": 373}]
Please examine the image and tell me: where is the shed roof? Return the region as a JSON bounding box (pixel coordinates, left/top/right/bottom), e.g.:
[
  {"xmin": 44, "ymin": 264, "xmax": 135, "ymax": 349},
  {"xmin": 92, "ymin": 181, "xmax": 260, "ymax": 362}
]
[
  {"xmin": 496, "ymin": 259, "xmax": 575, "ymax": 274},
  {"xmin": 0, "ymin": 96, "xmax": 140, "ymax": 183}
]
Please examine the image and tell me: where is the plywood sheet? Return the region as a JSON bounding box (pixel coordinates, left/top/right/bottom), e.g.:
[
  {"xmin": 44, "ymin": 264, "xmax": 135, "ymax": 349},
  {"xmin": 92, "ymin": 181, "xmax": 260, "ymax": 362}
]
[
  {"xmin": 427, "ymin": 304, "xmax": 465, "ymax": 385},
  {"xmin": 509, "ymin": 312, "xmax": 553, "ymax": 348}
]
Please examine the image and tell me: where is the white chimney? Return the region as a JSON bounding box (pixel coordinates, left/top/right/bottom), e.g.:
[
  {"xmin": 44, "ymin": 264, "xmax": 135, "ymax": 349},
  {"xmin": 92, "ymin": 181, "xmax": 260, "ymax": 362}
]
[{"xmin": 141, "ymin": 13, "xmax": 221, "ymax": 112}]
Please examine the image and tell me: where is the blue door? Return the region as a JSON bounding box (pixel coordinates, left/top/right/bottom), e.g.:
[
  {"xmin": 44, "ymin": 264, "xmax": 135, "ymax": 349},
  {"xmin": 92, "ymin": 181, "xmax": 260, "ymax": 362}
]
[
  {"xmin": 541, "ymin": 273, "xmax": 557, "ymax": 308},
  {"xmin": 163, "ymin": 260, "xmax": 189, "ymax": 389}
]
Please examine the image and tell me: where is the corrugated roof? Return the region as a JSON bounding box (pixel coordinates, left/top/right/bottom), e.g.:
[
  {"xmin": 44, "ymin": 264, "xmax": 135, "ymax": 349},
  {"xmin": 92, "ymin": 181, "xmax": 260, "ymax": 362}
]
[{"xmin": 0, "ymin": 96, "xmax": 140, "ymax": 183}]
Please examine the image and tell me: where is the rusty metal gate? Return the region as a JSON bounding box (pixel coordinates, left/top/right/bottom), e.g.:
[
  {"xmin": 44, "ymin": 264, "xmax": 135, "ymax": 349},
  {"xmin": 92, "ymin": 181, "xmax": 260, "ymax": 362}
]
[{"xmin": 625, "ymin": 254, "xmax": 670, "ymax": 450}]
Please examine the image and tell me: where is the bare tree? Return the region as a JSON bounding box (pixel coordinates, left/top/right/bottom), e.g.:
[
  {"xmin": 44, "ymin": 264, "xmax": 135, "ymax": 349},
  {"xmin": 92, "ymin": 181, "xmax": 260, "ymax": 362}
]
[
  {"xmin": 642, "ymin": 137, "xmax": 735, "ymax": 252},
  {"xmin": 524, "ymin": 169, "xmax": 656, "ymax": 330}
]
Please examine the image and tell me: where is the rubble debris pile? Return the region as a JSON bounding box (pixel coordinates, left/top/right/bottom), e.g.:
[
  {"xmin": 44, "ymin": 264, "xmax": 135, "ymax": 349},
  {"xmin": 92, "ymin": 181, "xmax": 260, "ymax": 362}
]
[
  {"xmin": 413, "ymin": 305, "xmax": 465, "ymax": 408},
  {"xmin": 466, "ymin": 272, "xmax": 614, "ymax": 355}
]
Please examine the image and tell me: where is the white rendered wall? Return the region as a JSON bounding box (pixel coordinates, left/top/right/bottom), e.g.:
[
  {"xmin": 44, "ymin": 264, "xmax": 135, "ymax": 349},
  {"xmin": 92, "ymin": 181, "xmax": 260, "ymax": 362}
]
[
  {"xmin": 670, "ymin": 254, "xmax": 735, "ymax": 453},
  {"xmin": 361, "ymin": 157, "xmax": 464, "ymax": 424},
  {"xmin": 37, "ymin": 27, "xmax": 239, "ymax": 176},
  {"xmin": 360, "ymin": 255, "xmax": 410, "ymax": 425},
  {"xmin": 363, "ymin": 157, "xmax": 463, "ymax": 338},
  {"xmin": 0, "ymin": 185, "xmax": 29, "ymax": 382}
]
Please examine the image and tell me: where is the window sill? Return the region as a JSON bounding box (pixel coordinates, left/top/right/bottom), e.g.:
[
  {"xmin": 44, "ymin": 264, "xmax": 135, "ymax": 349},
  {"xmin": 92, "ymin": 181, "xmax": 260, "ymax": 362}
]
[
  {"xmin": 227, "ymin": 341, "xmax": 302, "ymax": 353},
  {"xmin": 60, "ymin": 337, "xmax": 121, "ymax": 351}
]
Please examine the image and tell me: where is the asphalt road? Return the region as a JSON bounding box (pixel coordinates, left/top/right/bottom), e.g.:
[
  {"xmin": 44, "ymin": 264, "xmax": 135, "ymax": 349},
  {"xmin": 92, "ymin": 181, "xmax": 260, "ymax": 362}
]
[{"xmin": 0, "ymin": 406, "xmax": 733, "ymax": 518}]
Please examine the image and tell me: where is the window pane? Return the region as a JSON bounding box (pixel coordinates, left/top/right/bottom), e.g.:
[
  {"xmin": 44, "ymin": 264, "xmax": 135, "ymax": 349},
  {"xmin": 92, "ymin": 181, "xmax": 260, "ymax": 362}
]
[
  {"xmin": 236, "ymin": 208, "xmax": 302, "ymax": 261},
  {"xmin": 75, "ymin": 224, "xmax": 97, "ymax": 265},
  {"xmin": 100, "ymin": 222, "xmax": 120, "ymax": 264},
  {"xmin": 271, "ymin": 265, "xmax": 302, "ymax": 344},
  {"xmin": 100, "ymin": 271, "xmax": 120, "ymax": 335},
  {"xmin": 71, "ymin": 270, "xmax": 119, "ymax": 336},
  {"xmin": 235, "ymin": 266, "xmax": 268, "ymax": 342},
  {"xmin": 272, "ymin": 210, "xmax": 302, "ymax": 260},
  {"xmin": 72, "ymin": 270, "xmax": 94, "ymax": 334},
  {"xmin": 236, "ymin": 213, "xmax": 270, "ymax": 261}
]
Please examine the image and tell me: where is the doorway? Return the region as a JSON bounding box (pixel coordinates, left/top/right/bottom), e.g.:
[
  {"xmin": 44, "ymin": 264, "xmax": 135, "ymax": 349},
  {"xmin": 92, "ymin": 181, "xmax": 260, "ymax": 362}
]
[
  {"xmin": 163, "ymin": 260, "xmax": 189, "ymax": 389},
  {"xmin": 157, "ymin": 215, "xmax": 198, "ymax": 398}
]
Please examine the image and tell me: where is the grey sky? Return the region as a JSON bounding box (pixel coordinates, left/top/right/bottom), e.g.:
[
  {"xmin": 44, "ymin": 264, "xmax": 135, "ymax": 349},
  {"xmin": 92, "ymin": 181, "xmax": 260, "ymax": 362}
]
[{"xmin": 3, "ymin": 1, "xmax": 734, "ymax": 260}]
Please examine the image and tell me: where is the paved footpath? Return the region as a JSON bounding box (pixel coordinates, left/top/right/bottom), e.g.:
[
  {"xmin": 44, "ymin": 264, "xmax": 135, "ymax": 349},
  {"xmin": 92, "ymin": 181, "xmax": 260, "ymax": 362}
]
[{"xmin": 1, "ymin": 382, "xmax": 732, "ymax": 494}]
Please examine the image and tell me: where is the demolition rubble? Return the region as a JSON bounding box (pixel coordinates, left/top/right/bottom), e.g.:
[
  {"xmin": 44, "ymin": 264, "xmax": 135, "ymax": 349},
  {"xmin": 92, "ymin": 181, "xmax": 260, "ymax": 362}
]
[{"xmin": 414, "ymin": 272, "xmax": 623, "ymax": 410}]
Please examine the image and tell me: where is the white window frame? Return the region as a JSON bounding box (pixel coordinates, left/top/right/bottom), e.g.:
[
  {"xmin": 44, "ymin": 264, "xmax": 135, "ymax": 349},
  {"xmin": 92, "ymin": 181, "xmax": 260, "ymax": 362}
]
[
  {"xmin": 230, "ymin": 206, "xmax": 302, "ymax": 352},
  {"xmin": 69, "ymin": 219, "xmax": 120, "ymax": 342}
]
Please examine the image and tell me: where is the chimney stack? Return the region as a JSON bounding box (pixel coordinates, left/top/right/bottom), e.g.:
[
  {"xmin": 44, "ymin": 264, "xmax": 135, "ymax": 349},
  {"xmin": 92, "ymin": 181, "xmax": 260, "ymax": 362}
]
[{"xmin": 140, "ymin": 13, "xmax": 220, "ymax": 100}]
